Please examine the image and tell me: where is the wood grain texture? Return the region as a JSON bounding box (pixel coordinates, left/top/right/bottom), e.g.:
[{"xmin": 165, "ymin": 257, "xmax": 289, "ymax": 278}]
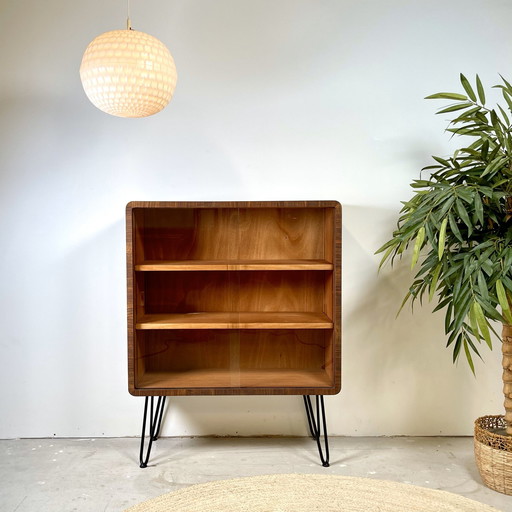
[
  {"xmin": 126, "ymin": 204, "xmax": 135, "ymax": 394},
  {"xmin": 135, "ymin": 259, "xmax": 333, "ymax": 271},
  {"xmin": 136, "ymin": 312, "xmax": 333, "ymax": 329},
  {"xmin": 136, "ymin": 330, "xmax": 325, "ymax": 370},
  {"xmin": 137, "ymin": 369, "xmax": 332, "ymax": 390},
  {"xmin": 131, "ymin": 204, "xmax": 335, "ymax": 262},
  {"xmin": 143, "ymin": 270, "xmax": 328, "ymax": 314},
  {"xmin": 239, "ymin": 330, "xmax": 327, "ymax": 370},
  {"xmin": 126, "ymin": 201, "xmax": 341, "ymax": 396},
  {"xmin": 334, "ymin": 202, "xmax": 342, "ymax": 394},
  {"xmin": 133, "ymin": 329, "xmax": 330, "ymax": 395}
]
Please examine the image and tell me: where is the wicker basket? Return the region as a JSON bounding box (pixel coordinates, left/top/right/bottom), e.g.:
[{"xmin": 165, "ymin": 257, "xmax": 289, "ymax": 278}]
[{"xmin": 474, "ymin": 415, "xmax": 512, "ymax": 494}]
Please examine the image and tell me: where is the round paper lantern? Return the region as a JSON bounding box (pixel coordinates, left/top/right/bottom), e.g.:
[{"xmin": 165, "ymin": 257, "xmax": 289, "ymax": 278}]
[{"xmin": 80, "ymin": 29, "xmax": 177, "ymax": 118}]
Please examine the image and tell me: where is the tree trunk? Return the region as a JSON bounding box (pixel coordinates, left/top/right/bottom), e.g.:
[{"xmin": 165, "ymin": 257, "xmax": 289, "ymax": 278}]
[
  {"xmin": 503, "ymin": 322, "xmax": 512, "ymax": 435},
  {"xmin": 502, "ymin": 194, "xmax": 512, "ymax": 433}
]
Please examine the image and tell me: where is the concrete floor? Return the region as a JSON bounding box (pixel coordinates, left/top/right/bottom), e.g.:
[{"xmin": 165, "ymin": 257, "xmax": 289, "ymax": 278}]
[{"xmin": 1, "ymin": 437, "xmax": 510, "ymax": 512}]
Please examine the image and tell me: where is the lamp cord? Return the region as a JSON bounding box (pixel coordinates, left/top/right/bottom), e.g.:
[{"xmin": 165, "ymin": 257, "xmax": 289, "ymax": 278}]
[{"xmin": 126, "ymin": 0, "xmax": 132, "ymax": 30}]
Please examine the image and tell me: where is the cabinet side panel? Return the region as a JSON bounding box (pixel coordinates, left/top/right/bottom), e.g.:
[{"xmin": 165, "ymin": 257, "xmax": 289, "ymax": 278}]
[
  {"xmin": 323, "ymin": 208, "xmax": 334, "ymax": 319},
  {"xmin": 126, "ymin": 206, "xmax": 136, "ymax": 394},
  {"xmin": 334, "ymin": 203, "xmax": 342, "ymax": 393},
  {"xmin": 133, "ymin": 209, "xmax": 146, "ymax": 265},
  {"xmin": 323, "ymin": 330, "xmax": 333, "ymax": 381}
]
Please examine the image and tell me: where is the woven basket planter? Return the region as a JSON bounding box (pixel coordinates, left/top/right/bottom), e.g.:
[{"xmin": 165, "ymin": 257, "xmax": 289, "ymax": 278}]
[{"xmin": 474, "ymin": 415, "xmax": 512, "ymax": 494}]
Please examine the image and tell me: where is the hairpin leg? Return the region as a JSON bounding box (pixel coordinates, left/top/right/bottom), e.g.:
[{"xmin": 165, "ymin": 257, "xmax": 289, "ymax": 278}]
[
  {"xmin": 139, "ymin": 396, "xmax": 166, "ymax": 468},
  {"xmin": 303, "ymin": 395, "xmax": 330, "ymax": 467}
]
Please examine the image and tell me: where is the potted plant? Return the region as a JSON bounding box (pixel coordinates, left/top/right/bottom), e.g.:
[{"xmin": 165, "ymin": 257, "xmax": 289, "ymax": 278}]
[{"xmin": 377, "ymin": 74, "xmax": 512, "ymax": 494}]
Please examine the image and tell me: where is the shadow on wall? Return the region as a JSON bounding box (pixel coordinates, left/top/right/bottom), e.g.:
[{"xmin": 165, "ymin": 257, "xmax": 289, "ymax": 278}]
[{"xmin": 340, "ymin": 204, "xmax": 479, "ymax": 436}]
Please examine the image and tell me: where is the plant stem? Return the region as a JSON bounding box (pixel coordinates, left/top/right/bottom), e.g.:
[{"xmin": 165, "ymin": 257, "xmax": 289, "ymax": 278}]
[{"xmin": 503, "ymin": 322, "xmax": 512, "ymax": 435}]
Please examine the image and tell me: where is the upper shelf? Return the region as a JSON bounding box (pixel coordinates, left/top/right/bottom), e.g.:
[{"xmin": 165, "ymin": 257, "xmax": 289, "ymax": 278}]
[
  {"xmin": 135, "ymin": 259, "xmax": 334, "ymax": 271},
  {"xmin": 136, "ymin": 312, "xmax": 334, "ymax": 330}
]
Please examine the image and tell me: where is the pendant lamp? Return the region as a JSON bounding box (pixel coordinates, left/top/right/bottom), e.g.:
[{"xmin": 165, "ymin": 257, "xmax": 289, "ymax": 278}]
[{"xmin": 80, "ymin": 12, "xmax": 177, "ymax": 118}]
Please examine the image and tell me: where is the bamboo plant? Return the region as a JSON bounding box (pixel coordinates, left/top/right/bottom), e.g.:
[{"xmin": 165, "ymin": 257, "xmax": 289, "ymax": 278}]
[{"xmin": 377, "ymin": 74, "xmax": 512, "ymax": 434}]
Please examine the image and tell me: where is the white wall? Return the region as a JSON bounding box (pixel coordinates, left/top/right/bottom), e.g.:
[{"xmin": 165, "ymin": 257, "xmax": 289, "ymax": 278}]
[{"xmin": 0, "ymin": 0, "xmax": 509, "ymax": 438}]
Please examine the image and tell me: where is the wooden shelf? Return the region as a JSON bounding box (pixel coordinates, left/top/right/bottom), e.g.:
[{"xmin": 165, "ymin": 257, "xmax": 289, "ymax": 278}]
[
  {"xmin": 137, "ymin": 369, "xmax": 333, "ymax": 389},
  {"xmin": 136, "ymin": 312, "xmax": 333, "ymax": 330},
  {"xmin": 135, "ymin": 259, "xmax": 333, "ymax": 271}
]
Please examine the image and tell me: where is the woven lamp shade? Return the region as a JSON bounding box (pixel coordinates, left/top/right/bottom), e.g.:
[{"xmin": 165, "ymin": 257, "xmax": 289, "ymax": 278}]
[{"xmin": 80, "ymin": 29, "xmax": 177, "ymax": 118}]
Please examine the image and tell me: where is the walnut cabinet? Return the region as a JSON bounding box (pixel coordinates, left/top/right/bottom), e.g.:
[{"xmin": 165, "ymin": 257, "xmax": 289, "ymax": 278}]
[{"xmin": 126, "ymin": 201, "xmax": 341, "ymax": 397}]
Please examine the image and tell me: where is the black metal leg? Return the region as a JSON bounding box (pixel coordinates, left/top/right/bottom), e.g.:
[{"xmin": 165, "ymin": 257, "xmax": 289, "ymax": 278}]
[
  {"xmin": 139, "ymin": 396, "xmax": 166, "ymax": 468},
  {"xmin": 303, "ymin": 395, "xmax": 330, "ymax": 467}
]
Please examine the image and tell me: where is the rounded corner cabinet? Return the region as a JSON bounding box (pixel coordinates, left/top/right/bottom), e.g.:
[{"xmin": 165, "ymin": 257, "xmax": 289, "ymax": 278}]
[{"xmin": 126, "ymin": 201, "xmax": 341, "ymax": 467}]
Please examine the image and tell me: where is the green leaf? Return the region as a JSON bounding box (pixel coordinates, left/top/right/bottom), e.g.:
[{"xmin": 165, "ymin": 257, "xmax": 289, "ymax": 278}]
[
  {"xmin": 500, "ymin": 74, "xmax": 512, "ymax": 94},
  {"xmin": 429, "ymin": 263, "xmax": 442, "ymax": 302},
  {"xmin": 478, "ymin": 298, "xmax": 503, "ymax": 322},
  {"xmin": 477, "ymin": 270, "xmax": 489, "ymax": 301},
  {"xmin": 438, "ymin": 196, "xmax": 455, "ymax": 219},
  {"xmin": 463, "ymin": 337, "xmax": 476, "ymax": 375},
  {"xmin": 453, "ymin": 334, "xmax": 462, "ymax": 363},
  {"xmin": 466, "ymin": 335, "xmax": 483, "ymax": 360},
  {"xmin": 425, "ymin": 92, "xmax": 469, "ymax": 101},
  {"xmin": 481, "ymin": 140, "xmax": 489, "ymax": 161},
  {"xmin": 451, "ymin": 106, "xmax": 483, "ymax": 123},
  {"xmin": 452, "ymin": 289, "xmax": 473, "ymax": 333},
  {"xmin": 396, "ymin": 290, "xmax": 412, "ymax": 317},
  {"xmin": 455, "ymin": 199, "xmax": 472, "ymax": 232},
  {"xmin": 448, "ymin": 211, "xmax": 464, "ymax": 243},
  {"xmin": 411, "ymin": 226, "xmax": 425, "ymax": 270},
  {"xmin": 375, "ymin": 238, "xmax": 398, "ymax": 255},
  {"xmin": 469, "ymin": 303, "xmax": 479, "ymax": 340},
  {"xmin": 378, "ymin": 245, "xmax": 395, "ymax": 272},
  {"xmin": 481, "ymin": 156, "xmax": 506, "ymax": 178},
  {"xmin": 496, "ymin": 279, "xmax": 512, "ymax": 324},
  {"xmin": 498, "ymin": 105, "xmax": 510, "ymax": 125},
  {"xmin": 432, "ymin": 155, "xmax": 451, "ymax": 167},
  {"xmin": 460, "ymin": 74, "xmax": 477, "ymax": 102},
  {"xmin": 474, "ymin": 193, "xmax": 484, "ymax": 225},
  {"xmin": 474, "ymin": 301, "xmax": 492, "ymax": 349},
  {"xmin": 457, "ymin": 187, "xmax": 474, "ymax": 204},
  {"xmin": 502, "ymin": 89, "xmax": 512, "ymax": 112},
  {"xmin": 476, "ymin": 75, "xmax": 486, "ymax": 105},
  {"xmin": 438, "ymin": 217, "xmax": 448, "ymax": 260},
  {"xmin": 444, "ymin": 302, "xmax": 453, "ymax": 334},
  {"xmin": 437, "ymin": 103, "xmax": 474, "ymax": 114}
]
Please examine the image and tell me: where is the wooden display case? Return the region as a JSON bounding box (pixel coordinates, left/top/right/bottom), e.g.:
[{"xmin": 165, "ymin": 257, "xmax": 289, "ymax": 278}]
[{"xmin": 126, "ymin": 201, "xmax": 341, "ymax": 397}]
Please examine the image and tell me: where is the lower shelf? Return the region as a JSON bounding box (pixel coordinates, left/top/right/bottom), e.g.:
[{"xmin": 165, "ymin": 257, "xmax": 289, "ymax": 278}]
[{"xmin": 136, "ymin": 369, "xmax": 332, "ymax": 390}]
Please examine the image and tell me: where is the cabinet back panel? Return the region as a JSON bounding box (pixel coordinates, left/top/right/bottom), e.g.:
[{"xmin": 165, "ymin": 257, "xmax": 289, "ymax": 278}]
[
  {"xmin": 237, "ymin": 208, "xmax": 326, "ymax": 260},
  {"xmin": 139, "ymin": 208, "xmax": 239, "ymax": 261},
  {"xmin": 138, "ymin": 331, "xmax": 233, "ymax": 372},
  {"xmin": 239, "ymin": 331, "xmax": 326, "ymax": 370},
  {"xmin": 137, "ymin": 330, "xmax": 326, "ymax": 373},
  {"xmin": 134, "ymin": 207, "xmax": 331, "ymax": 261},
  {"xmin": 144, "ymin": 271, "xmax": 328, "ymax": 313}
]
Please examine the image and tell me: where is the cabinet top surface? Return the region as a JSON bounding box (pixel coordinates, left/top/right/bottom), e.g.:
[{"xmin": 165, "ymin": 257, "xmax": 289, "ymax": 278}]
[{"xmin": 126, "ymin": 200, "xmax": 341, "ymax": 211}]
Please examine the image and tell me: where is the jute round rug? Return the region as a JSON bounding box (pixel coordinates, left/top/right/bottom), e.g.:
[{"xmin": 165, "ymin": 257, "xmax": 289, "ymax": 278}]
[{"xmin": 124, "ymin": 474, "xmax": 502, "ymax": 512}]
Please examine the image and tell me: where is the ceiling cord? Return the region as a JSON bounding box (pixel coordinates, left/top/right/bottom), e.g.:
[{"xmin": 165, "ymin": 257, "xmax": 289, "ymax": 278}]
[{"xmin": 126, "ymin": 0, "xmax": 132, "ymax": 30}]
